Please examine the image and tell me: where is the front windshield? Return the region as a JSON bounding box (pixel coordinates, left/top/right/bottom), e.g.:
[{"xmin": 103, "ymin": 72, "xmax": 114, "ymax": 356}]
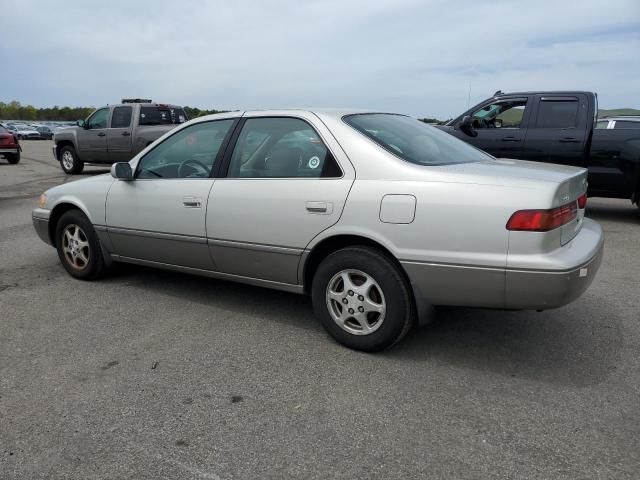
[{"xmin": 343, "ymin": 114, "xmax": 492, "ymax": 166}]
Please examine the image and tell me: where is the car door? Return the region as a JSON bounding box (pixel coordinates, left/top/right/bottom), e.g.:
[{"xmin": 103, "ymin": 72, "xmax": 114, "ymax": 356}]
[
  {"xmin": 77, "ymin": 107, "xmax": 110, "ymax": 161},
  {"xmin": 521, "ymin": 95, "xmax": 590, "ymax": 167},
  {"xmin": 449, "ymin": 97, "xmax": 531, "ymax": 158},
  {"xmin": 206, "ymin": 113, "xmax": 355, "ymax": 285},
  {"xmin": 105, "ymin": 118, "xmax": 238, "ymax": 268},
  {"xmin": 107, "ymin": 106, "xmax": 133, "ymax": 162}
]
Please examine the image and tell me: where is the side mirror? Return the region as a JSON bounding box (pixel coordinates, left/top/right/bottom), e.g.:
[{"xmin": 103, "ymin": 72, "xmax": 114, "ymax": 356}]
[
  {"xmin": 458, "ymin": 115, "xmax": 478, "ymax": 137},
  {"xmin": 76, "ymin": 119, "xmax": 86, "ymax": 128},
  {"xmin": 111, "ymin": 162, "xmax": 133, "ymax": 181}
]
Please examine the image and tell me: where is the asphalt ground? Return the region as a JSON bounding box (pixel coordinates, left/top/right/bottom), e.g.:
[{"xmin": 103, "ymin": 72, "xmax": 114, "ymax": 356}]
[{"xmin": 1, "ymin": 141, "xmax": 639, "ymax": 479}]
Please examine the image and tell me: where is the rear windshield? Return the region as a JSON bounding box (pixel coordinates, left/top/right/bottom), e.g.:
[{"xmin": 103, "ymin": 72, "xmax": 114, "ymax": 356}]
[
  {"xmin": 343, "ymin": 113, "xmax": 492, "ymax": 166},
  {"xmin": 139, "ymin": 106, "xmax": 188, "ymax": 126}
]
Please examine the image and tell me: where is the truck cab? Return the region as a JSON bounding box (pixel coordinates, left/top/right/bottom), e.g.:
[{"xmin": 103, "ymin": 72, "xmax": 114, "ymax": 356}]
[
  {"xmin": 439, "ymin": 91, "xmax": 640, "ymax": 206},
  {"xmin": 53, "ymin": 100, "xmax": 188, "ymax": 174}
]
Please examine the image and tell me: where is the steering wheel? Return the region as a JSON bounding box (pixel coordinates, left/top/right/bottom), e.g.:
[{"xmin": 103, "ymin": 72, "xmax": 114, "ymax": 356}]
[{"xmin": 178, "ymin": 158, "xmax": 210, "ymax": 178}]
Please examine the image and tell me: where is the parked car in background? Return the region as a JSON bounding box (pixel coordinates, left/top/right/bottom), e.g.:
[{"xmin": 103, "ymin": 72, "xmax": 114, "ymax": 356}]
[
  {"xmin": 0, "ymin": 124, "xmax": 21, "ymax": 164},
  {"xmin": 596, "ymin": 116, "xmax": 640, "ymax": 130},
  {"xmin": 33, "ymin": 109, "xmax": 603, "ymax": 351},
  {"xmin": 35, "ymin": 125, "xmax": 54, "ymax": 139},
  {"xmin": 52, "ymin": 99, "xmax": 188, "ymax": 174},
  {"xmin": 438, "ymin": 91, "xmax": 640, "ymax": 209},
  {"xmin": 15, "ymin": 124, "xmax": 41, "ymax": 140}
]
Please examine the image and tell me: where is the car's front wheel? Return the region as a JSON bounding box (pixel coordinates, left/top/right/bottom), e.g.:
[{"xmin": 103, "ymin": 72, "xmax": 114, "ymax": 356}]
[
  {"xmin": 59, "ymin": 146, "xmax": 84, "ymax": 174},
  {"xmin": 311, "ymin": 246, "xmax": 415, "ymax": 351},
  {"xmin": 55, "ymin": 210, "xmax": 105, "ymax": 280}
]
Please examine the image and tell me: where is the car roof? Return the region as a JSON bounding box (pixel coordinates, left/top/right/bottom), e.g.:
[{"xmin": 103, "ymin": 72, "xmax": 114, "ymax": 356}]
[{"xmin": 193, "ymin": 108, "xmax": 404, "ymax": 123}]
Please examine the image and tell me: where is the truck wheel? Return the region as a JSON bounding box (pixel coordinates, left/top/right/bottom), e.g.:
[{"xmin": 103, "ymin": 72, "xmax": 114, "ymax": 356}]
[
  {"xmin": 59, "ymin": 146, "xmax": 84, "ymax": 174},
  {"xmin": 55, "ymin": 210, "xmax": 106, "ymax": 280},
  {"xmin": 311, "ymin": 246, "xmax": 415, "ymax": 352},
  {"xmin": 6, "ymin": 152, "xmax": 20, "ymax": 164}
]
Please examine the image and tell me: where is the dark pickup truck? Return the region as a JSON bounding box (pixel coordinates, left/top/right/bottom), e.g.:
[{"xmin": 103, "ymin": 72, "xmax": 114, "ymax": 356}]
[{"xmin": 438, "ymin": 91, "xmax": 640, "ymax": 208}]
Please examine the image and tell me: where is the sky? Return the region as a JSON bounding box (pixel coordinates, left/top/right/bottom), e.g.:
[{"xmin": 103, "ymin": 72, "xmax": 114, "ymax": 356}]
[{"xmin": 1, "ymin": 0, "xmax": 639, "ymax": 119}]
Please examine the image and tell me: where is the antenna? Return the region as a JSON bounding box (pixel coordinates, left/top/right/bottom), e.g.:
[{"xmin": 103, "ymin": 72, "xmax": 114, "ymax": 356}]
[{"xmin": 467, "ymin": 81, "xmax": 472, "ymax": 109}]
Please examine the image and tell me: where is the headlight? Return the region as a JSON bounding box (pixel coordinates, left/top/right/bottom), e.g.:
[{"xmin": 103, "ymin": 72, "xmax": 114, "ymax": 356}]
[{"xmin": 38, "ymin": 193, "xmax": 47, "ymax": 208}]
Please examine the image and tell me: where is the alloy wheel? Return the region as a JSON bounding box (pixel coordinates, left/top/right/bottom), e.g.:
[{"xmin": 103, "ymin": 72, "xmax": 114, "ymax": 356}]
[{"xmin": 326, "ymin": 269, "xmax": 386, "ymax": 335}]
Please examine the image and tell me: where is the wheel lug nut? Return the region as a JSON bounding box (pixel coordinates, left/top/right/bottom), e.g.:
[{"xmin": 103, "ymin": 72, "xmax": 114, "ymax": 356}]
[
  {"xmin": 342, "ymin": 298, "xmax": 348, "ymax": 304},
  {"xmin": 358, "ymin": 295, "xmax": 364, "ymax": 301},
  {"xmin": 348, "ymin": 308, "xmax": 354, "ymax": 314},
  {"xmin": 348, "ymin": 290, "xmax": 354, "ymax": 296},
  {"xmin": 358, "ymin": 306, "xmax": 364, "ymax": 313}
]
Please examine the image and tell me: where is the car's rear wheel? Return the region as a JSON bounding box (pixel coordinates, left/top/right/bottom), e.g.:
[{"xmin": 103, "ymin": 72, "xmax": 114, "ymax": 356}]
[
  {"xmin": 59, "ymin": 146, "xmax": 84, "ymax": 174},
  {"xmin": 311, "ymin": 246, "xmax": 415, "ymax": 351},
  {"xmin": 6, "ymin": 152, "xmax": 20, "ymax": 164},
  {"xmin": 55, "ymin": 210, "xmax": 105, "ymax": 280}
]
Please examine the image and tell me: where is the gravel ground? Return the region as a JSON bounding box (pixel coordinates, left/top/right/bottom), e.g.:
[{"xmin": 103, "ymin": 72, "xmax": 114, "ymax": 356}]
[{"xmin": 1, "ymin": 141, "xmax": 639, "ymax": 479}]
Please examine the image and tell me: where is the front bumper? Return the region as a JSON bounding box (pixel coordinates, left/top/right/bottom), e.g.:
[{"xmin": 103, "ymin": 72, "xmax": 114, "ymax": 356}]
[
  {"xmin": 32, "ymin": 209, "xmax": 52, "ymax": 246},
  {"xmin": 52, "ymin": 144, "xmax": 58, "ymax": 160}
]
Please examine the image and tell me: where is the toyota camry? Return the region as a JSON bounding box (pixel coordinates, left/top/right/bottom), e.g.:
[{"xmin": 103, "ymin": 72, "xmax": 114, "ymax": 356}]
[{"xmin": 32, "ymin": 109, "xmax": 604, "ymax": 351}]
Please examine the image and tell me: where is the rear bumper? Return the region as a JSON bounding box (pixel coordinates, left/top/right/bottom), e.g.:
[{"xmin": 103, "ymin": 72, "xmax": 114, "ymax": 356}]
[
  {"xmin": 32, "ymin": 209, "xmax": 52, "ymax": 246},
  {"xmin": 402, "ymin": 218, "xmax": 604, "ymax": 311},
  {"xmin": 0, "ymin": 147, "xmax": 19, "ymax": 154},
  {"xmin": 504, "ymin": 219, "xmax": 604, "ymax": 309}
]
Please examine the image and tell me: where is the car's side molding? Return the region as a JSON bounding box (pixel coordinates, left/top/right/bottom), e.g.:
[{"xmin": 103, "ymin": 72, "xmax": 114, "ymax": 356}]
[{"xmin": 110, "ymin": 254, "xmax": 304, "ymax": 294}]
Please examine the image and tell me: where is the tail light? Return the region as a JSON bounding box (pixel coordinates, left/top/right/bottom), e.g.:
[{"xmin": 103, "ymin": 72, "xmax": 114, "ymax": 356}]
[
  {"xmin": 577, "ymin": 193, "xmax": 587, "ymax": 209},
  {"xmin": 507, "ymin": 201, "xmax": 578, "ymax": 232}
]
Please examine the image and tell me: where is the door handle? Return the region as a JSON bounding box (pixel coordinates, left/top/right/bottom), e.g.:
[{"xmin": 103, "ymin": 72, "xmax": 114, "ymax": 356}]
[
  {"xmin": 306, "ymin": 201, "xmax": 333, "ymax": 214},
  {"xmin": 182, "ymin": 196, "xmax": 202, "ymax": 208},
  {"xmin": 97, "ymin": 132, "xmax": 106, "ymax": 137},
  {"xmin": 501, "ymin": 137, "xmax": 521, "ymax": 142},
  {"xmin": 121, "ymin": 131, "xmax": 131, "ymax": 136},
  {"xmin": 559, "ymin": 137, "xmax": 580, "ymax": 143}
]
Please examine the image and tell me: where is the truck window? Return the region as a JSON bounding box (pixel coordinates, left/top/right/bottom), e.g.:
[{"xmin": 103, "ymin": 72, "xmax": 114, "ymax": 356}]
[
  {"xmin": 535, "ymin": 99, "xmax": 579, "ymax": 129},
  {"xmin": 139, "ymin": 106, "xmax": 187, "ymax": 126},
  {"xmin": 111, "ymin": 106, "xmax": 132, "ymax": 128},
  {"xmin": 87, "ymin": 108, "xmax": 109, "ymax": 129},
  {"xmin": 614, "ymin": 120, "xmax": 640, "ymax": 129},
  {"xmin": 595, "ymin": 120, "xmax": 609, "ymax": 129},
  {"xmin": 471, "ymin": 100, "xmax": 527, "ymax": 129}
]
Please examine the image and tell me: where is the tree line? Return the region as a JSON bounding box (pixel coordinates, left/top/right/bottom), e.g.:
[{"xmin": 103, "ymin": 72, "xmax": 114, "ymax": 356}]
[
  {"xmin": 0, "ymin": 101, "xmax": 226, "ymax": 122},
  {"xmin": 2, "ymin": 100, "xmax": 444, "ymax": 123}
]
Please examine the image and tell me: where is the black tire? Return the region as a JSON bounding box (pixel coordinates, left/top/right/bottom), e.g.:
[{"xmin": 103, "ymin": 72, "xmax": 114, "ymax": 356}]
[
  {"xmin": 6, "ymin": 152, "xmax": 20, "ymax": 164},
  {"xmin": 55, "ymin": 210, "xmax": 106, "ymax": 280},
  {"xmin": 311, "ymin": 246, "xmax": 415, "ymax": 352},
  {"xmin": 59, "ymin": 145, "xmax": 84, "ymax": 174}
]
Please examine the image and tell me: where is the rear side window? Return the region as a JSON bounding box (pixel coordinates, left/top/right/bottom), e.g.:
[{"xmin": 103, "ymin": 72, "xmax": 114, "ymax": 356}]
[
  {"xmin": 139, "ymin": 106, "xmax": 187, "ymax": 125},
  {"xmin": 344, "ymin": 113, "xmax": 491, "ymax": 166},
  {"xmin": 227, "ymin": 117, "xmax": 342, "ymax": 178},
  {"xmin": 614, "ymin": 120, "xmax": 640, "ymax": 129},
  {"xmin": 111, "ymin": 106, "xmax": 132, "ymax": 128},
  {"xmin": 535, "ymin": 99, "xmax": 579, "ymax": 128}
]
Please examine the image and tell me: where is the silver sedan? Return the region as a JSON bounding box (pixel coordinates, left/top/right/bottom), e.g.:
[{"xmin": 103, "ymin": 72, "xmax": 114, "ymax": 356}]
[{"xmin": 33, "ymin": 110, "xmax": 604, "ymax": 351}]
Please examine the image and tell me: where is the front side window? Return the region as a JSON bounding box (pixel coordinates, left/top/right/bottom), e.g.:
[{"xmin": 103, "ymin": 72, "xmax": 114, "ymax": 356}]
[
  {"xmin": 535, "ymin": 99, "xmax": 579, "ymax": 128},
  {"xmin": 111, "ymin": 106, "xmax": 132, "ymax": 128},
  {"xmin": 472, "ymin": 100, "xmax": 527, "ymax": 129},
  {"xmin": 87, "ymin": 108, "xmax": 109, "ymax": 129},
  {"xmin": 227, "ymin": 117, "xmax": 341, "ymax": 178},
  {"xmin": 136, "ymin": 120, "xmax": 234, "ymax": 179},
  {"xmin": 344, "ymin": 114, "xmax": 491, "ymax": 166}
]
